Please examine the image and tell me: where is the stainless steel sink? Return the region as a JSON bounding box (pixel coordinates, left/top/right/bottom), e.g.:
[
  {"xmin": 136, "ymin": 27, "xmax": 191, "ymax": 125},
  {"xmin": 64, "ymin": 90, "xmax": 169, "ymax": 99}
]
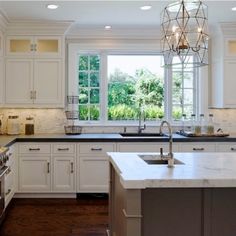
[
  {"xmin": 120, "ymin": 133, "xmax": 166, "ymax": 137},
  {"xmin": 138, "ymin": 154, "xmax": 184, "ymax": 165}
]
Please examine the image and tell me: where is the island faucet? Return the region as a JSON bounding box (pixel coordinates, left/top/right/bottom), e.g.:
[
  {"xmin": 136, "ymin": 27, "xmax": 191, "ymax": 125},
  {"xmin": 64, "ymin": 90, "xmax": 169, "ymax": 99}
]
[
  {"xmin": 138, "ymin": 107, "xmax": 146, "ymax": 134},
  {"xmin": 159, "ymin": 120, "xmax": 174, "ymax": 168}
]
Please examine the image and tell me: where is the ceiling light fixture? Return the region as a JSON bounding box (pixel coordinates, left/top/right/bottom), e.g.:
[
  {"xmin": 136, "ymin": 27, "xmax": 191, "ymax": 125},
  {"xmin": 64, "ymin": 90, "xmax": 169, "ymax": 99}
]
[
  {"xmin": 140, "ymin": 5, "xmax": 152, "ymax": 11},
  {"xmin": 46, "ymin": 4, "xmax": 59, "ymax": 10},
  {"xmin": 104, "ymin": 25, "xmax": 112, "ymax": 30},
  {"xmin": 161, "ymin": 0, "xmax": 209, "ymax": 68},
  {"xmin": 232, "ymin": 7, "xmax": 236, "ymax": 11}
]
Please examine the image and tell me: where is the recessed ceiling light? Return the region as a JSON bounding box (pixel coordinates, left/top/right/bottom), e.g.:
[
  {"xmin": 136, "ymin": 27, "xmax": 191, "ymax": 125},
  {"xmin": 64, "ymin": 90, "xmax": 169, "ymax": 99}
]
[
  {"xmin": 46, "ymin": 4, "xmax": 59, "ymax": 10},
  {"xmin": 232, "ymin": 7, "xmax": 236, "ymax": 11},
  {"xmin": 140, "ymin": 5, "xmax": 152, "ymax": 11},
  {"xmin": 105, "ymin": 25, "xmax": 111, "ymax": 30}
]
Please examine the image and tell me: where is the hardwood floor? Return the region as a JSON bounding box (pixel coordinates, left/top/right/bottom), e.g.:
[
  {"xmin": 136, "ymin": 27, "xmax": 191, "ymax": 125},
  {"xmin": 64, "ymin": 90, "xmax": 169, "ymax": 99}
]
[{"xmin": 0, "ymin": 197, "xmax": 108, "ymax": 236}]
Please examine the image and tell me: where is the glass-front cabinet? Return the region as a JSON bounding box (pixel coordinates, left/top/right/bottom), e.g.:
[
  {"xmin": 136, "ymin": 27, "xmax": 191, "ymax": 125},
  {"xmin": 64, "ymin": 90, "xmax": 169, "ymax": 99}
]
[{"xmin": 6, "ymin": 36, "xmax": 61, "ymax": 57}]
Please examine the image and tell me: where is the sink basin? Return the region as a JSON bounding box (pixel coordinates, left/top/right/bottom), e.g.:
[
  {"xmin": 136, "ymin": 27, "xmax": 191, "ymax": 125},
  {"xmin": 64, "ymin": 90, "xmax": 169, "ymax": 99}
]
[
  {"xmin": 120, "ymin": 133, "xmax": 166, "ymax": 137},
  {"xmin": 138, "ymin": 154, "xmax": 184, "ymax": 165}
]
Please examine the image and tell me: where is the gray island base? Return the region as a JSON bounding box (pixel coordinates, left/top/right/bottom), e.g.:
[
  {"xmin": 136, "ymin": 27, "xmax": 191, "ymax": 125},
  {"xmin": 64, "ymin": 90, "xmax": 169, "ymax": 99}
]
[{"xmin": 108, "ymin": 152, "xmax": 236, "ymax": 236}]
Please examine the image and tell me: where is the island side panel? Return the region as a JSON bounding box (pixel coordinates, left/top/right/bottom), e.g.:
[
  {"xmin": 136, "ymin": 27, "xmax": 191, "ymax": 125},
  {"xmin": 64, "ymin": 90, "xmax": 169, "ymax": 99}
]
[
  {"xmin": 141, "ymin": 188, "xmax": 203, "ymax": 236},
  {"xmin": 204, "ymin": 188, "xmax": 236, "ymax": 236},
  {"xmin": 109, "ymin": 164, "xmax": 142, "ymax": 236}
]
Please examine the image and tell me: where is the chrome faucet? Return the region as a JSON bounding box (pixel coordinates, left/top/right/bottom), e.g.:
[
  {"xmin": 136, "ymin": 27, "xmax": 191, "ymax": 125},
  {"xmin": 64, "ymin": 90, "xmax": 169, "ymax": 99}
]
[
  {"xmin": 159, "ymin": 120, "xmax": 174, "ymax": 168},
  {"xmin": 138, "ymin": 107, "xmax": 146, "ymax": 134}
]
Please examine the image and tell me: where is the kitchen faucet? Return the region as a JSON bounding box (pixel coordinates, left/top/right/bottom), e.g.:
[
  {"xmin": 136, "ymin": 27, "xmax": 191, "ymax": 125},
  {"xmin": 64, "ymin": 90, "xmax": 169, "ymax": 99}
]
[
  {"xmin": 138, "ymin": 106, "xmax": 146, "ymax": 134},
  {"xmin": 159, "ymin": 120, "xmax": 174, "ymax": 168}
]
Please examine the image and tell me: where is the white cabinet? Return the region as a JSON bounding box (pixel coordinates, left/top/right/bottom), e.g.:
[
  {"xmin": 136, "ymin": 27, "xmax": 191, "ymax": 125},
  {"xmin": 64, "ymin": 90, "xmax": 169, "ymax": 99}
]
[
  {"xmin": 179, "ymin": 143, "xmax": 216, "ymax": 152},
  {"xmin": 77, "ymin": 143, "xmax": 115, "ymax": 193},
  {"xmin": 52, "ymin": 143, "xmax": 76, "ymax": 192},
  {"xmin": 117, "ymin": 142, "xmax": 179, "ymax": 153},
  {"xmin": 5, "ymin": 58, "xmax": 62, "ymax": 106},
  {"xmin": 0, "ymin": 58, "xmax": 4, "ymax": 105},
  {"xmin": 18, "ymin": 143, "xmax": 76, "ymax": 193},
  {"xmin": 5, "ymin": 34, "xmax": 64, "ymax": 108},
  {"xmin": 216, "ymin": 143, "xmax": 236, "ymax": 152},
  {"xmin": 211, "ymin": 23, "xmax": 236, "ymax": 108},
  {"xmin": 19, "ymin": 156, "xmax": 51, "ymax": 192},
  {"xmin": 6, "ymin": 36, "xmax": 62, "ymax": 57}
]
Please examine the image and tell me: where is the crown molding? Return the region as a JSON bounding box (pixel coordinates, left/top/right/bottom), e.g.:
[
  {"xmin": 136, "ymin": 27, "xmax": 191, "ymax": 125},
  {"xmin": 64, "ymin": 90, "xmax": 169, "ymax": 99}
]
[
  {"xmin": 6, "ymin": 20, "xmax": 74, "ymax": 35},
  {"xmin": 218, "ymin": 22, "xmax": 236, "ymax": 36},
  {"xmin": 0, "ymin": 8, "xmax": 9, "ymax": 32},
  {"xmin": 66, "ymin": 25, "xmax": 161, "ymax": 40}
]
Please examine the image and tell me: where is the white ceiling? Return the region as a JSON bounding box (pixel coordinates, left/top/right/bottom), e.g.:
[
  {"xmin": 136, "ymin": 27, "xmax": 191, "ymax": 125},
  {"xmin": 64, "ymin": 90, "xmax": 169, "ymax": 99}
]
[{"xmin": 0, "ymin": 1, "xmax": 236, "ymax": 28}]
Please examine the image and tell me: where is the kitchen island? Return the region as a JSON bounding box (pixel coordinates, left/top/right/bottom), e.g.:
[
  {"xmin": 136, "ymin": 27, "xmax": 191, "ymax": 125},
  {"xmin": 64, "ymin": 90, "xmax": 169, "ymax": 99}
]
[{"xmin": 108, "ymin": 152, "xmax": 236, "ymax": 236}]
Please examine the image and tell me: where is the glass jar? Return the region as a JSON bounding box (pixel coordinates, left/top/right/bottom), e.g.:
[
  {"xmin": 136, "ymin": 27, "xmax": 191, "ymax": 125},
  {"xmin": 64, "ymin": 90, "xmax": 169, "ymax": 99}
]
[
  {"xmin": 25, "ymin": 116, "xmax": 34, "ymax": 135},
  {"xmin": 7, "ymin": 115, "xmax": 20, "ymax": 135},
  {"xmin": 207, "ymin": 114, "xmax": 214, "ymax": 135}
]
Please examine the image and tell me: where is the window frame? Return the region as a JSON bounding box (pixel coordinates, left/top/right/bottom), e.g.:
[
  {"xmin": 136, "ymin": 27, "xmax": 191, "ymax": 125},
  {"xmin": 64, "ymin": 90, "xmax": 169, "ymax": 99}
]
[{"xmin": 68, "ymin": 42, "xmax": 202, "ymax": 126}]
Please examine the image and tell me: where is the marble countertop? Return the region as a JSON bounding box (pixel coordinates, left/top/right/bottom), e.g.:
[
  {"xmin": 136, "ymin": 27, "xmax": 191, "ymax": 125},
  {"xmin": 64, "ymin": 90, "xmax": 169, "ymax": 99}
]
[{"xmin": 108, "ymin": 152, "xmax": 236, "ymax": 189}]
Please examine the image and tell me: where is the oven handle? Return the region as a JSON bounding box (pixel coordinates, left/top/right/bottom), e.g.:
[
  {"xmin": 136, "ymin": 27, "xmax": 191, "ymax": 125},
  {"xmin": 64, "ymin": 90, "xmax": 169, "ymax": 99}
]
[{"xmin": 0, "ymin": 166, "xmax": 9, "ymax": 178}]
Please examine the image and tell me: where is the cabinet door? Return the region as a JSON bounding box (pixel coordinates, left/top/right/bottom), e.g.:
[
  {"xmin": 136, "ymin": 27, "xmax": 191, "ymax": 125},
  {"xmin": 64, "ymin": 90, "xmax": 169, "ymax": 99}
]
[
  {"xmin": 6, "ymin": 36, "xmax": 33, "ymax": 56},
  {"xmin": 33, "ymin": 59, "xmax": 62, "ymax": 106},
  {"xmin": 52, "ymin": 156, "xmax": 75, "ymax": 192},
  {"xmin": 223, "ymin": 60, "xmax": 236, "ymax": 107},
  {"xmin": 19, "ymin": 156, "xmax": 51, "ymax": 192},
  {"xmin": 34, "ymin": 36, "xmax": 62, "ymax": 57},
  {"xmin": 78, "ymin": 156, "xmax": 109, "ymax": 193},
  {"xmin": 5, "ymin": 59, "xmax": 33, "ymax": 104},
  {"xmin": 216, "ymin": 143, "xmax": 236, "ymax": 152}
]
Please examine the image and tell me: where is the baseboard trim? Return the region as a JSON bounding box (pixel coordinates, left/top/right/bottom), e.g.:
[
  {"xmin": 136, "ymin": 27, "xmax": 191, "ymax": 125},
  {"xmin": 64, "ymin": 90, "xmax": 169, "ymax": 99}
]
[{"xmin": 14, "ymin": 193, "xmax": 77, "ymax": 198}]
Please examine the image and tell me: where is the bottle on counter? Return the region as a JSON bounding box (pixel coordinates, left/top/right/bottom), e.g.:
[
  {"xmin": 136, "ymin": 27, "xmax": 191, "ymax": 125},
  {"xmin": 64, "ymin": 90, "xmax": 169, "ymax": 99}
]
[
  {"xmin": 25, "ymin": 116, "xmax": 35, "ymax": 135},
  {"xmin": 190, "ymin": 114, "xmax": 196, "ymax": 134},
  {"xmin": 207, "ymin": 114, "xmax": 214, "ymax": 135},
  {"xmin": 200, "ymin": 114, "xmax": 207, "ymax": 135},
  {"xmin": 194, "ymin": 114, "xmax": 205, "ymax": 136},
  {"xmin": 181, "ymin": 114, "xmax": 187, "ymax": 133}
]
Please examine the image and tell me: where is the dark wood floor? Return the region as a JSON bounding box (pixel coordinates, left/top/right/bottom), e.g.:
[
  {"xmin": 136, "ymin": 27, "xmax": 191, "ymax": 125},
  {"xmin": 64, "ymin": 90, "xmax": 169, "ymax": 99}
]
[{"xmin": 0, "ymin": 196, "xmax": 108, "ymax": 236}]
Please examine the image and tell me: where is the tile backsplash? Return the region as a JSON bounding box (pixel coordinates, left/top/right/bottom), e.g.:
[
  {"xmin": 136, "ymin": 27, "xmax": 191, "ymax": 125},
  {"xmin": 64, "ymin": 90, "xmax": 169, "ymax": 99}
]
[{"xmin": 0, "ymin": 108, "xmax": 235, "ymax": 134}]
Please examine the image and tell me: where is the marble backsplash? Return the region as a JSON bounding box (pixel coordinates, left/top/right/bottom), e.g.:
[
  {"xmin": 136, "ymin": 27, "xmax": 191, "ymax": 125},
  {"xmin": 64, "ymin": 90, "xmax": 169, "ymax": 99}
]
[{"xmin": 0, "ymin": 108, "xmax": 235, "ymax": 135}]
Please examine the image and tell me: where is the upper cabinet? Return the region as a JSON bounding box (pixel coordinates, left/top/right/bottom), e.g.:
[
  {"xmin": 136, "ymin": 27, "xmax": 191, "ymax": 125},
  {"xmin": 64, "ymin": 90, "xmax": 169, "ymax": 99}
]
[
  {"xmin": 211, "ymin": 23, "xmax": 236, "ymax": 108},
  {"xmin": 6, "ymin": 36, "xmax": 62, "ymax": 58}
]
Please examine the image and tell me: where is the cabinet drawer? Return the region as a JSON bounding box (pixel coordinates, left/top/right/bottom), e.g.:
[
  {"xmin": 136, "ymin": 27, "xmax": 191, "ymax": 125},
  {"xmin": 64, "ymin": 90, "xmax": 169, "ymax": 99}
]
[
  {"xmin": 180, "ymin": 143, "xmax": 215, "ymax": 152},
  {"xmin": 19, "ymin": 143, "xmax": 51, "ymax": 154},
  {"xmin": 217, "ymin": 143, "xmax": 236, "ymax": 152},
  {"xmin": 53, "ymin": 144, "xmax": 75, "ymax": 154},
  {"xmin": 78, "ymin": 143, "xmax": 115, "ymax": 155}
]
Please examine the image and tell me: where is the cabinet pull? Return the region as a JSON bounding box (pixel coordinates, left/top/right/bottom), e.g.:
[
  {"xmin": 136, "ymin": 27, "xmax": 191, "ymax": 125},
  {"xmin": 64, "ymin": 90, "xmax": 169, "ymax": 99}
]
[
  {"xmin": 231, "ymin": 148, "xmax": 236, "ymax": 151},
  {"xmin": 29, "ymin": 148, "xmax": 40, "ymax": 151},
  {"xmin": 71, "ymin": 162, "xmax": 74, "ymax": 173},
  {"xmin": 47, "ymin": 162, "xmax": 50, "ymax": 173},
  {"xmin": 193, "ymin": 148, "xmax": 205, "ymax": 151},
  {"xmin": 30, "ymin": 44, "xmax": 34, "ymax": 51},
  {"xmin": 30, "ymin": 91, "xmax": 34, "ymax": 99},
  {"xmin": 91, "ymin": 148, "xmax": 102, "ymax": 151},
  {"xmin": 5, "ymin": 189, "xmax": 11, "ymax": 196},
  {"xmin": 58, "ymin": 148, "xmax": 69, "ymax": 151}
]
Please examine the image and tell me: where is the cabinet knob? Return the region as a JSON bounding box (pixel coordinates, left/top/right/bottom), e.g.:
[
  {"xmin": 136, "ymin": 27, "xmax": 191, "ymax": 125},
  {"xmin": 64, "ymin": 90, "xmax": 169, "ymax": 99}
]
[
  {"xmin": 5, "ymin": 189, "xmax": 11, "ymax": 196},
  {"xmin": 231, "ymin": 147, "xmax": 236, "ymax": 151}
]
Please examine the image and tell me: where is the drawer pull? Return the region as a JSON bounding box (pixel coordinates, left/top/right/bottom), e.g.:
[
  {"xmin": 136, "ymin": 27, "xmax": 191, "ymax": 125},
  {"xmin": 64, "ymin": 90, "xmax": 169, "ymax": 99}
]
[
  {"xmin": 57, "ymin": 148, "xmax": 69, "ymax": 151},
  {"xmin": 29, "ymin": 148, "xmax": 40, "ymax": 151},
  {"xmin": 193, "ymin": 148, "xmax": 205, "ymax": 151},
  {"xmin": 5, "ymin": 189, "xmax": 11, "ymax": 196},
  {"xmin": 231, "ymin": 148, "xmax": 236, "ymax": 151},
  {"xmin": 47, "ymin": 162, "xmax": 50, "ymax": 173},
  {"xmin": 91, "ymin": 148, "xmax": 103, "ymax": 151},
  {"xmin": 71, "ymin": 162, "xmax": 74, "ymax": 174}
]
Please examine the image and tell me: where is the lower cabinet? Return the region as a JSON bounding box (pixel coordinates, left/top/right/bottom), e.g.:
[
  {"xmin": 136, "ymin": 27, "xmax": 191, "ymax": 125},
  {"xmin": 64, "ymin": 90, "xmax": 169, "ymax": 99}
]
[
  {"xmin": 77, "ymin": 143, "xmax": 116, "ymax": 193},
  {"xmin": 19, "ymin": 156, "xmax": 51, "ymax": 192},
  {"xmin": 18, "ymin": 143, "xmax": 76, "ymax": 193},
  {"xmin": 52, "ymin": 156, "xmax": 75, "ymax": 192}
]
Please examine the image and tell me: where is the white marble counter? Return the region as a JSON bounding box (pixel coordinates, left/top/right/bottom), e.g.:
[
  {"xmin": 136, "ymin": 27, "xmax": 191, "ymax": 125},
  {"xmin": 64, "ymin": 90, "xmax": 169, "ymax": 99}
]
[{"xmin": 108, "ymin": 152, "xmax": 236, "ymax": 189}]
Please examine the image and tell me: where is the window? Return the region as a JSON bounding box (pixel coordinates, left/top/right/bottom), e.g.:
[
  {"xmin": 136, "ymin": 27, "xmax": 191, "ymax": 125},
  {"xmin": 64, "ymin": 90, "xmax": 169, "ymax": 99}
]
[
  {"xmin": 77, "ymin": 54, "xmax": 100, "ymax": 121},
  {"xmin": 69, "ymin": 45, "xmax": 199, "ymax": 124}
]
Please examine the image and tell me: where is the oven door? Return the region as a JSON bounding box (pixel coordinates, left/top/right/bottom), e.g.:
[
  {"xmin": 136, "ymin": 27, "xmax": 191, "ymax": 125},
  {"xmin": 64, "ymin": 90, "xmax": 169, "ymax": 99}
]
[{"xmin": 0, "ymin": 166, "xmax": 9, "ymax": 223}]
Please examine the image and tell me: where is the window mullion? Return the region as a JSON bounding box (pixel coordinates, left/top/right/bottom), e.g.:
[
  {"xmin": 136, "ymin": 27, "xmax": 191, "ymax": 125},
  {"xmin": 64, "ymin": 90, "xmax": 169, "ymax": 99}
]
[{"xmin": 100, "ymin": 52, "xmax": 107, "ymax": 124}]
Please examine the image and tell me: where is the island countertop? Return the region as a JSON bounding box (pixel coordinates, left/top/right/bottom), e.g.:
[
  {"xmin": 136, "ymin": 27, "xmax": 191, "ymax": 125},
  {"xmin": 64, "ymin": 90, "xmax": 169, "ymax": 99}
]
[{"xmin": 108, "ymin": 152, "xmax": 236, "ymax": 189}]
